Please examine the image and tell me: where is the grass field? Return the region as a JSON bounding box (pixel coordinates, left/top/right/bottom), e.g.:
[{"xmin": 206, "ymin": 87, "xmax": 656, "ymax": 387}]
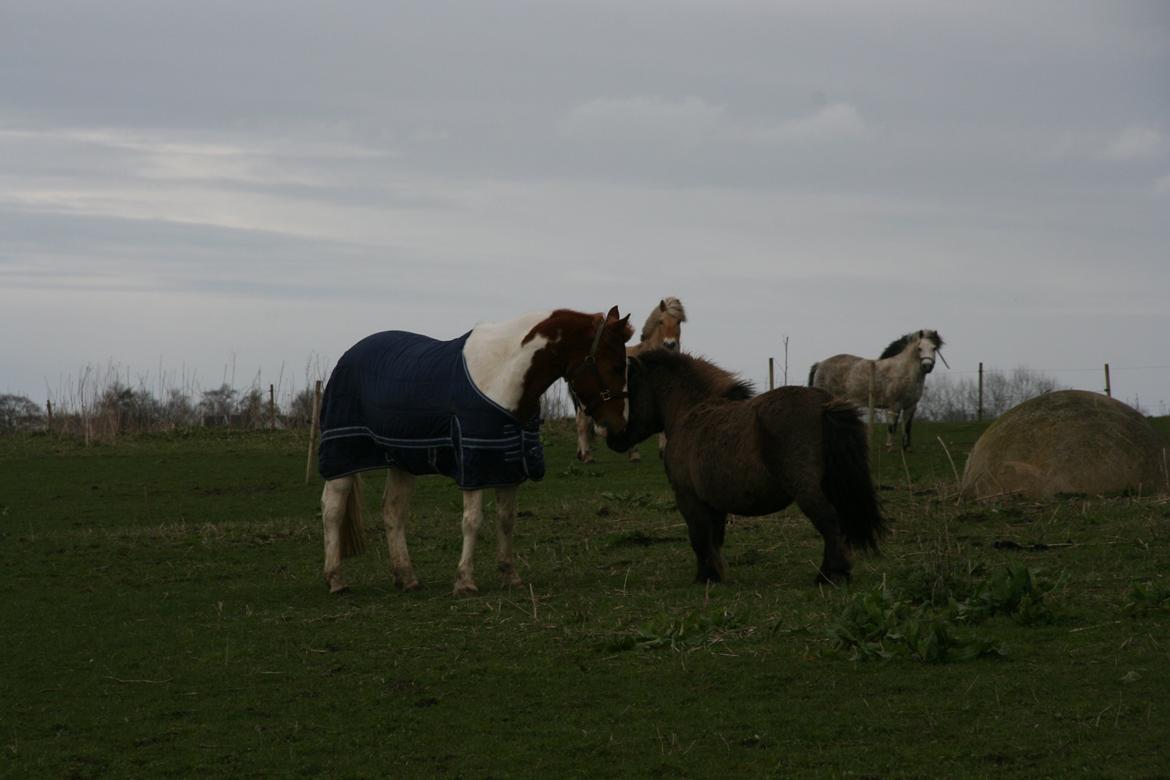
[{"xmin": 2, "ymin": 418, "xmax": 1169, "ymax": 778}]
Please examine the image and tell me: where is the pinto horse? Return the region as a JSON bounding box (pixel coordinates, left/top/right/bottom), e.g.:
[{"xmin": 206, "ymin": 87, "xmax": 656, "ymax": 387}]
[
  {"xmin": 575, "ymin": 296, "xmax": 687, "ymax": 463},
  {"xmin": 606, "ymin": 349, "xmax": 884, "ymax": 585},
  {"xmin": 319, "ymin": 307, "xmax": 634, "ymax": 595},
  {"xmin": 808, "ymin": 329, "xmax": 945, "ymax": 450}
]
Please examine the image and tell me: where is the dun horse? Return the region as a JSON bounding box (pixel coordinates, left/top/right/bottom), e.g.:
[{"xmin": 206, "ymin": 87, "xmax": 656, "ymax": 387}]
[
  {"xmin": 606, "ymin": 350, "xmax": 885, "ymax": 585},
  {"xmin": 319, "ymin": 307, "xmax": 634, "ymax": 595},
  {"xmin": 575, "ymin": 296, "xmax": 687, "ymax": 462},
  {"xmin": 809, "ymin": 329, "xmax": 945, "ymax": 450}
]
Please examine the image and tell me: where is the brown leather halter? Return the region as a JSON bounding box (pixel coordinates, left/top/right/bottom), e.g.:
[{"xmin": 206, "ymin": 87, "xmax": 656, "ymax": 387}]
[{"xmin": 565, "ymin": 318, "xmax": 628, "ymax": 418}]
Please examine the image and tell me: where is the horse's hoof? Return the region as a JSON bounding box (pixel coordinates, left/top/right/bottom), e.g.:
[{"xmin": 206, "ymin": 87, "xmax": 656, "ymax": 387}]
[
  {"xmin": 577, "ymin": 451, "xmax": 594, "ymax": 464},
  {"xmin": 395, "ymin": 577, "xmax": 421, "ymax": 591},
  {"xmin": 628, "ymin": 451, "xmax": 641, "ymax": 462},
  {"xmin": 326, "ymin": 573, "xmax": 349, "ymax": 594}
]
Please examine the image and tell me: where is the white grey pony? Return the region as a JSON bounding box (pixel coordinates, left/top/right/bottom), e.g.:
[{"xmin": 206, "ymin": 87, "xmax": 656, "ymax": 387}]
[{"xmin": 808, "ymin": 329, "xmax": 945, "ymax": 450}]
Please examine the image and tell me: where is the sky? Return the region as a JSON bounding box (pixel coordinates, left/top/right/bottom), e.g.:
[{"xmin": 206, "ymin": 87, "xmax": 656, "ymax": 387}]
[{"xmin": 2, "ymin": 1, "xmax": 1168, "ymax": 414}]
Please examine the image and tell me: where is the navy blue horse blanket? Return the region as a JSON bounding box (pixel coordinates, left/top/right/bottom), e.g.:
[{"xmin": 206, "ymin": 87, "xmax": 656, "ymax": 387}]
[{"xmin": 318, "ymin": 330, "xmax": 545, "ymax": 489}]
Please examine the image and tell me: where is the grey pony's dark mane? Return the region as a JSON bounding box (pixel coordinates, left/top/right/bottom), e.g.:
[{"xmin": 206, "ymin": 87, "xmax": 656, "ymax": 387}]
[
  {"xmin": 879, "ymin": 330, "xmax": 944, "ymax": 360},
  {"xmin": 634, "ymin": 349, "xmax": 754, "ymax": 401}
]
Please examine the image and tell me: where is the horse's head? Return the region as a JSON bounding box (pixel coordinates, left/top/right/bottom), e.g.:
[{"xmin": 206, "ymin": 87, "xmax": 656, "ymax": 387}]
[
  {"xmin": 566, "ymin": 306, "xmax": 634, "ymax": 435},
  {"xmin": 640, "ymin": 297, "xmax": 686, "ymax": 352},
  {"xmin": 604, "ymin": 355, "xmax": 660, "ymax": 453},
  {"xmin": 915, "ymin": 330, "xmax": 944, "ymax": 374}
]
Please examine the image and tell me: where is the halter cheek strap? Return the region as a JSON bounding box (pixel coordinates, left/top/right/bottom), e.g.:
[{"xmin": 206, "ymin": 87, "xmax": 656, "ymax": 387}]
[{"xmin": 565, "ymin": 319, "xmax": 628, "ymax": 417}]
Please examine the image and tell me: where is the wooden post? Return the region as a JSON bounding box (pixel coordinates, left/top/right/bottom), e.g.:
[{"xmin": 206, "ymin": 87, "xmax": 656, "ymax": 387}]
[
  {"xmin": 768, "ymin": 357, "xmax": 775, "ymax": 391},
  {"xmin": 269, "ymin": 384, "xmax": 276, "ymax": 430},
  {"xmin": 305, "ymin": 380, "xmax": 323, "ymax": 484},
  {"xmin": 46, "ymin": 399, "xmax": 54, "ymax": 432},
  {"xmin": 1104, "ymin": 363, "xmax": 1112, "ymax": 398},
  {"xmin": 977, "ymin": 362, "xmax": 984, "ymax": 422}
]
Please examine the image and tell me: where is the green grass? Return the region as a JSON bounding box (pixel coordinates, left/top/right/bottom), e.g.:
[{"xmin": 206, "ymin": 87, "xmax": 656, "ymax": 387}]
[{"xmin": 2, "ymin": 420, "xmax": 1168, "ymax": 778}]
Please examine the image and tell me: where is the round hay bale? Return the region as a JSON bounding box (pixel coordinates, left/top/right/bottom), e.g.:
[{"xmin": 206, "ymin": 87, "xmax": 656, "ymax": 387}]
[{"xmin": 961, "ymin": 390, "xmax": 1169, "ymax": 500}]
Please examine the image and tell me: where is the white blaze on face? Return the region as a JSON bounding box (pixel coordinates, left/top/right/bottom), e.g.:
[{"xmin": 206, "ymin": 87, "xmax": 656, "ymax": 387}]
[{"xmin": 464, "ymin": 310, "xmax": 553, "ymax": 412}]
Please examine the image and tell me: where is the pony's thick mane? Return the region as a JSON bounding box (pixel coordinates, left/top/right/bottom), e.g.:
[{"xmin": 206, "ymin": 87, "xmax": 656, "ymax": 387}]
[
  {"xmin": 879, "ymin": 329, "xmax": 944, "ymax": 360},
  {"xmin": 640, "ymin": 297, "xmax": 688, "ymax": 343},
  {"xmin": 635, "ymin": 349, "xmax": 754, "ymax": 401}
]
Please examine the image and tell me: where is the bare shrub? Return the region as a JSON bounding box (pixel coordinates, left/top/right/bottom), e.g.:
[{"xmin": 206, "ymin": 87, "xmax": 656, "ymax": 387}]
[{"xmin": 918, "ymin": 367, "xmax": 1062, "ymax": 421}]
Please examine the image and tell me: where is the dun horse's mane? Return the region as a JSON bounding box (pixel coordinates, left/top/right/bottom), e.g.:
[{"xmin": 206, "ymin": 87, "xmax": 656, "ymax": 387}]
[
  {"xmin": 879, "ymin": 329, "xmax": 944, "ymax": 360},
  {"xmin": 640, "ymin": 297, "xmax": 688, "ymax": 343},
  {"xmin": 636, "ymin": 349, "xmax": 754, "ymax": 401}
]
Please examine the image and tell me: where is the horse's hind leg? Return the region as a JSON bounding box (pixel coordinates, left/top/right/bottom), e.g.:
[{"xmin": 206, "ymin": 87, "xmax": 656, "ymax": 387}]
[
  {"xmin": 495, "ymin": 486, "xmax": 523, "ymax": 588},
  {"xmin": 575, "ymin": 406, "xmax": 594, "ymax": 463},
  {"xmin": 901, "ymin": 403, "xmax": 917, "ymax": 450},
  {"xmin": 796, "ymin": 493, "xmax": 853, "ymax": 585},
  {"xmin": 383, "ymin": 468, "xmax": 419, "ymax": 590},
  {"xmin": 322, "ymin": 476, "xmax": 354, "ymax": 593},
  {"xmin": 885, "ymin": 409, "xmax": 900, "ymax": 451},
  {"xmin": 454, "ymin": 489, "xmax": 484, "ymax": 595},
  {"xmin": 677, "ymin": 491, "xmax": 727, "ymax": 583}
]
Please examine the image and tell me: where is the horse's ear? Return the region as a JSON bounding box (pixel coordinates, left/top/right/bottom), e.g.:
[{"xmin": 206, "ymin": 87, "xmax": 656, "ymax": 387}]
[
  {"xmin": 659, "ymin": 299, "xmax": 667, "ymax": 312},
  {"xmin": 620, "ymin": 314, "xmax": 634, "ymax": 342},
  {"xmin": 605, "ymin": 305, "xmax": 620, "ymax": 323}
]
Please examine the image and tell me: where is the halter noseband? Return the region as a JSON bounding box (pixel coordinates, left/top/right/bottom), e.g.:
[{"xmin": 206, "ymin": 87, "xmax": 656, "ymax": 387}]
[{"xmin": 565, "ymin": 318, "xmax": 628, "ymax": 418}]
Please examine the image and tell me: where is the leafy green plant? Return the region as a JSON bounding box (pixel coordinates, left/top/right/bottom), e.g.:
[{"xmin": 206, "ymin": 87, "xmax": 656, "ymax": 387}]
[{"xmin": 828, "ymin": 584, "xmax": 1004, "ymax": 664}]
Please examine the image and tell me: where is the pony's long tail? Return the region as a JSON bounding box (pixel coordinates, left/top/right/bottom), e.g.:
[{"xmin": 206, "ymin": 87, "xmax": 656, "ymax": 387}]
[
  {"xmin": 807, "ymin": 362, "xmax": 819, "ymax": 387},
  {"xmin": 340, "ymin": 474, "xmax": 367, "ymax": 558},
  {"xmin": 820, "ymin": 401, "xmax": 885, "ymax": 551}
]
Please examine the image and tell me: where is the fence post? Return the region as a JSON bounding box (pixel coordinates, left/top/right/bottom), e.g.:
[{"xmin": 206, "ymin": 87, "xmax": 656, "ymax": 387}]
[
  {"xmin": 305, "ymin": 380, "xmax": 323, "ymax": 484},
  {"xmin": 977, "ymin": 362, "xmax": 984, "ymax": 422},
  {"xmin": 768, "ymin": 357, "xmax": 775, "ymax": 391},
  {"xmin": 46, "ymin": 399, "xmax": 54, "ymax": 432},
  {"xmin": 269, "ymin": 384, "xmax": 276, "ymax": 429},
  {"xmin": 1104, "ymin": 363, "xmax": 1112, "ymax": 398}
]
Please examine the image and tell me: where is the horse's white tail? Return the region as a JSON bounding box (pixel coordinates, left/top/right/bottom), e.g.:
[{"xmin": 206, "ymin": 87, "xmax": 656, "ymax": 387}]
[{"xmin": 340, "ymin": 474, "xmax": 367, "ymax": 558}]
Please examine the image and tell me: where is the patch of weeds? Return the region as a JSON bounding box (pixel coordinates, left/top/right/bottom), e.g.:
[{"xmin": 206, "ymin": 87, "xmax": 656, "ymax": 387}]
[
  {"xmin": 560, "ymin": 464, "xmax": 603, "ymax": 478},
  {"xmin": 599, "ymin": 491, "xmax": 677, "ymax": 512},
  {"xmin": 1122, "ymin": 582, "xmax": 1170, "ymax": 616},
  {"xmin": 828, "ymin": 585, "xmax": 1004, "ymax": 664},
  {"xmin": 949, "ymin": 564, "xmax": 1064, "ymax": 626},
  {"xmin": 606, "ymin": 608, "xmax": 746, "ymax": 653},
  {"xmin": 605, "ymin": 531, "xmax": 677, "ymax": 548}
]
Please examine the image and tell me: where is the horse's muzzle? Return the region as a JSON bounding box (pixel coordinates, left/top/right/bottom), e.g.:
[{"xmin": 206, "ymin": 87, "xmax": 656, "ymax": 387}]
[
  {"xmin": 921, "ymin": 360, "xmax": 935, "ymax": 374},
  {"xmin": 662, "ymin": 339, "xmax": 679, "ymax": 351}
]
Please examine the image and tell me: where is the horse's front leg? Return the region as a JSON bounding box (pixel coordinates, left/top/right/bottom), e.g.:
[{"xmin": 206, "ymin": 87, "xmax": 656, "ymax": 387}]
[
  {"xmin": 495, "ymin": 486, "xmax": 523, "ymax": 588},
  {"xmin": 383, "ymin": 468, "xmax": 419, "ymax": 590},
  {"xmin": 574, "ymin": 406, "xmax": 594, "ymax": 463},
  {"xmin": 454, "ymin": 489, "xmax": 484, "ymax": 595},
  {"xmin": 657, "ymin": 433, "xmax": 667, "ymax": 459}
]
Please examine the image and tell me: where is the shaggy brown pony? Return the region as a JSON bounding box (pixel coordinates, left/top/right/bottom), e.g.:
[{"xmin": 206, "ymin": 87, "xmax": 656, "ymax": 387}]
[{"xmin": 606, "ymin": 350, "xmax": 885, "ymax": 584}]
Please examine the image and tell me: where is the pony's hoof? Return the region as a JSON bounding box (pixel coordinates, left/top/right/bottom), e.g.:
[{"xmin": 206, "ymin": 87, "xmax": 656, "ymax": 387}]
[
  {"xmin": 394, "ymin": 577, "xmax": 421, "ymax": 591},
  {"xmin": 577, "ymin": 450, "xmax": 594, "ymax": 463},
  {"xmin": 628, "ymin": 450, "xmax": 642, "ymax": 462},
  {"xmin": 453, "ymin": 581, "xmax": 479, "ymax": 596},
  {"xmin": 815, "ymin": 570, "xmax": 851, "ymax": 586},
  {"xmin": 326, "ymin": 573, "xmax": 349, "ymax": 594},
  {"xmin": 499, "ymin": 564, "xmax": 523, "ymax": 589}
]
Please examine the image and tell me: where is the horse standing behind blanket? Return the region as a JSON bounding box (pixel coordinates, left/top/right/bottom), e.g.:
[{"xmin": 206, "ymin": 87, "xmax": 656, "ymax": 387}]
[
  {"xmin": 319, "ymin": 307, "xmax": 634, "ymax": 595},
  {"xmin": 575, "ymin": 296, "xmax": 687, "ymax": 463},
  {"xmin": 606, "ymin": 350, "xmax": 885, "ymax": 585},
  {"xmin": 808, "ymin": 329, "xmax": 945, "ymax": 450}
]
